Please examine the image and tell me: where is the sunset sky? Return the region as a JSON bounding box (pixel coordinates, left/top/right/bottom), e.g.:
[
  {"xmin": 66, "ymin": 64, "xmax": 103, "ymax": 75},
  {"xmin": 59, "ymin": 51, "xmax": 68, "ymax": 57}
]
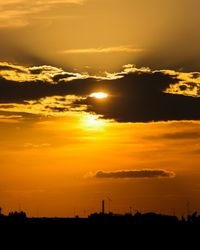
[{"xmin": 0, "ymin": 0, "xmax": 200, "ymax": 217}]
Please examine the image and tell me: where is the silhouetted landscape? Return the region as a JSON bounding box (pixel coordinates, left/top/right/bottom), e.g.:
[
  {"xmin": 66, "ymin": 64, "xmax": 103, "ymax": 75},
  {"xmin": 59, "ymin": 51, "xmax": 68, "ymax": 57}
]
[{"xmin": 1, "ymin": 201, "xmax": 200, "ymax": 247}]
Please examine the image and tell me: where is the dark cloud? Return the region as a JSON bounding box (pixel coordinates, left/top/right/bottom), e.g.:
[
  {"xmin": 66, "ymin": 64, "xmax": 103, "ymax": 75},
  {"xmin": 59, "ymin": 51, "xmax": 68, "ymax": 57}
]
[
  {"xmin": 0, "ymin": 63, "xmax": 100, "ymax": 103},
  {"xmin": 0, "ymin": 77, "xmax": 99, "ymax": 103},
  {"xmin": 162, "ymin": 131, "xmax": 200, "ymax": 140},
  {"xmin": 191, "ymin": 149, "xmax": 200, "ymax": 155},
  {"xmin": 93, "ymin": 169, "xmax": 175, "ymax": 179},
  {"xmin": 77, "ymin": 72, "xmax": 200, "ymax": 122},
  {"xmin": 52, "ymin": 73, "xmax": 80, "ymax": 82},
  {"xmin": 145, "ymin": 130, "xmax": 200, "ymax": 140},
  {"xmin": 0, "ymin": 64, "xmax": 26, "ymax": 73},
  {"xmin": 0, "ymin": 62, "xmax": 200, "ymax": 122}
]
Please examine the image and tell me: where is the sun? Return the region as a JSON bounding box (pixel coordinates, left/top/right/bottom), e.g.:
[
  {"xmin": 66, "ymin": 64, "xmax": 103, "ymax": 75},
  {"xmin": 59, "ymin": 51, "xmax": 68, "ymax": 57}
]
[{"xmin": 90, "ymin": 92, "xmax": 108, "ymax": 99}]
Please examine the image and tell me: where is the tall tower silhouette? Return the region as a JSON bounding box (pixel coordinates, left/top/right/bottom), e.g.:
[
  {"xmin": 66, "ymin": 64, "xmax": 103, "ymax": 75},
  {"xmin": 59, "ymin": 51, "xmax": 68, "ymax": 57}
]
[{"xmin": 102, "ymin": 200, "xmax": 105, "ymax": 214}]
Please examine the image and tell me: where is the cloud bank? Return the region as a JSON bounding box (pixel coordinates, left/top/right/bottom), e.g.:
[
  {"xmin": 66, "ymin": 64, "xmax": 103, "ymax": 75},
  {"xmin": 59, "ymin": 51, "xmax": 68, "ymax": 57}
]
[
  {"xmin": 0, "ymin": 62, "xmax": 200, "ymax": 122},
  {"xmin": 92, "ymin": 169, "xmax": 175, "ymax": 179}
]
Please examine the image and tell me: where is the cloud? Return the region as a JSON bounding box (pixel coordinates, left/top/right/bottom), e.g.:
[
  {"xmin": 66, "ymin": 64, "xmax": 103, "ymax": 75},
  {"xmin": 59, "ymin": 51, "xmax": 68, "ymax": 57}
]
[
  {"xmin": 0, "ymin": 62, "xmax": 87, "ymax": 83},
  {"xmin": 0, "ymin": 114, "xmax": 22, "ymax": 123},
  {"xmin": 0, "ymin": 95, "xmax": 85, "ymax": 117},
  {"xmin": 161, "ymin": 131, "xmax": 200, "ymax": 140},
  {"xmin": 91, "ymin": 169, "xmax": 175, "ymax": 179},
  {"xmin": 0, "ymin": 62, "xmax": 200, "ymax": 122},
  {"xmin": 0, "ymin": 62, "xmax": 90, "ymax": 102},
  {"xmin": 61, "ymin": 46, "xmax": 144, "ymax": 54},
  {"xmin": 0, "ymin": 62, "xmax": 86, "ymax": 83},
  {"xmin": 77, "ymin": 65, "xmax": 200, "ymax": 122},
  {"xmin": 145, "ymin": 129, "xmax": 200, "ymax": 141},
  {"xmin": 40, "ymin": 0, "xmax": 84, "ymax": 3},
  {"xmin": 23, "ymin": 142, "xmax": 51, "ymax": 148},
  {"xmin": 162, "ymin": 70, "xmax": 200, "ymax": 98}
]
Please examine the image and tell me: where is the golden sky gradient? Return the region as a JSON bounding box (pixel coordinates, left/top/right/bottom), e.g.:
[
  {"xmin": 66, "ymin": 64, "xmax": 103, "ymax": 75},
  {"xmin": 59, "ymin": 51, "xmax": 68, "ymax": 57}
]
[
  {"xmin": 0, "ymin": 115, "xmax": 200, "ymax": 217},
  {"xmin": 0, "ymin": 0, "xmax": 200, "ymax": 217},
  {"xmin": 0, "ymin": 0, "xmax": 200, "ymax": 71}
]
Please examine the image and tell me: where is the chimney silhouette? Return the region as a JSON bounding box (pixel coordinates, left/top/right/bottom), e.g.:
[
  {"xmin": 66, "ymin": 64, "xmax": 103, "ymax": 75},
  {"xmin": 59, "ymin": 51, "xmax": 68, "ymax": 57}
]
[{"xmin": 102, "ymin": 200, "xmax": 105, "ymax": 214}]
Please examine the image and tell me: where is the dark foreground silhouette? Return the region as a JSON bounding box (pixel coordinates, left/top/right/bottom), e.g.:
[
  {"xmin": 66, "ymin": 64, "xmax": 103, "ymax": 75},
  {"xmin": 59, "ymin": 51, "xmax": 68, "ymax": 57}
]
[{"xmin": 0, "ymin": 209, "xmax": 200, "ymax": 247}]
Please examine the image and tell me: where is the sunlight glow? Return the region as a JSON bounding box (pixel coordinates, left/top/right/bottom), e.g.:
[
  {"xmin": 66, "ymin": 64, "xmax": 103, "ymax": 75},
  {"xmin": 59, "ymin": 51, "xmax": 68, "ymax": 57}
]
[
  {"xmin": 90, "ymin": 92, "xmax": 108, "ymax": 99},
  {"xmin": 81, "ymin": 114, "xmax": 107, "ymax": 130}
]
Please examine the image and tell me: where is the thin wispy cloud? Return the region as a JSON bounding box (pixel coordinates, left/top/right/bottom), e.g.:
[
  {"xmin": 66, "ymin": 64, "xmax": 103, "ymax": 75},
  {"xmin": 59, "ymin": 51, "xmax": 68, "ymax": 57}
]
[
  {"xmin": 0, "ymin": 114, "xmax": 22, "ymax": 123},
  {"xmin": 23, "ymin": 142, "xmax": 51, "ymax": 148},
  {"xmin": 0, "ymin": 0, "xmax": 83, "ymax": 7},
  {"xmin": 0, "ymin": 0, "xmax": 84, "ymax": 28},
  {"xmin": 61, "ymin": 46, "xmax": 144, "ymax": 54}
]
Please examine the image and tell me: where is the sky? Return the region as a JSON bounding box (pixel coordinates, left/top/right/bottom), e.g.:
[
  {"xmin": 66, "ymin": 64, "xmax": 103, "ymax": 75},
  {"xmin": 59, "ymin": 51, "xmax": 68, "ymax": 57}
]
[{"xmin": 0, "ymin": 0, "xmax": 200, "ymax": 217}]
